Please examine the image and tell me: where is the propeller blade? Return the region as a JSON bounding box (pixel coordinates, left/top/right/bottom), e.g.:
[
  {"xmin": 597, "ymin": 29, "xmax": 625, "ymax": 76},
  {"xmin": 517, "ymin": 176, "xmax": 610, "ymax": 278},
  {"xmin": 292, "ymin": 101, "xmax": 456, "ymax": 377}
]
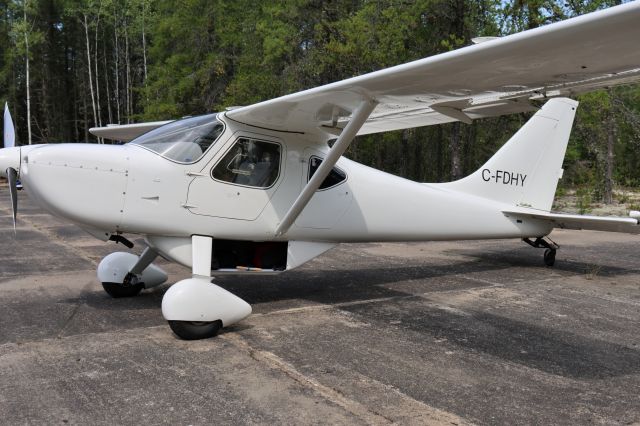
[{"xmin": 6, "ymin": 167, "xmax": 17, "ymax": 232}]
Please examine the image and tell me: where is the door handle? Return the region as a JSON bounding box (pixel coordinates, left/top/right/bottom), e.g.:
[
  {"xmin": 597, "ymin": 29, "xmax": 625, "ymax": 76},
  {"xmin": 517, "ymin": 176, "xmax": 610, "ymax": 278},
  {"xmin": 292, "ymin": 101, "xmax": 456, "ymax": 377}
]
[{"xmin": 186, "ymin": 171, "xmax": 207, "ymax": 177}]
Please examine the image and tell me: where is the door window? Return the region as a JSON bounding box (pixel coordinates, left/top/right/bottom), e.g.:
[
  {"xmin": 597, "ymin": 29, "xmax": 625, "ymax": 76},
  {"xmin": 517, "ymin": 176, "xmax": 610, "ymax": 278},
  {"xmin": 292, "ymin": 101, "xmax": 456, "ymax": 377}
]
[{"xmin": 212, "ymin": 138, "xmax": 281, "ymax": 188}]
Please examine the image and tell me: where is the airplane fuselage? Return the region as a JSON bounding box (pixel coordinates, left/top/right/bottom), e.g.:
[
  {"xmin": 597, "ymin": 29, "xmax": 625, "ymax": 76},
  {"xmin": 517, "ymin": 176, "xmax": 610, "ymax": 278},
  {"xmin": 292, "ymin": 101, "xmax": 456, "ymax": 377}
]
[{"xmin": 12, "ymin": 112, "xmax": 551, "ymax": 271}]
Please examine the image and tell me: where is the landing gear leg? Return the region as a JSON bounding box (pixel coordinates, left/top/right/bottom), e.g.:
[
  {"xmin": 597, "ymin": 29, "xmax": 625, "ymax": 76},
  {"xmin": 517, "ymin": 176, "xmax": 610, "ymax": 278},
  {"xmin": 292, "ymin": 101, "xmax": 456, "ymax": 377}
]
[{"xmin": 523, "ymin": 237, "xmax": 559, "ymax": 267}]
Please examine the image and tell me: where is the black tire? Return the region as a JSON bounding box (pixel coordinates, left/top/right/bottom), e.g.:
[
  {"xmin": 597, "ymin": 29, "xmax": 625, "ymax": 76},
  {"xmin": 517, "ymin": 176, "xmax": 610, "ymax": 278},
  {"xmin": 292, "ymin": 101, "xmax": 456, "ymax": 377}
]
[
  {"xmin": 543, "ymin": 248, "xmax": 556, "ymax": 267},
  {"xmin": 102, "ymin": 282, "xmax": 144, "ymax": 298},
  {"xmin": 168, "ymin": 320, "xmax": 223, "ymax": 340}
]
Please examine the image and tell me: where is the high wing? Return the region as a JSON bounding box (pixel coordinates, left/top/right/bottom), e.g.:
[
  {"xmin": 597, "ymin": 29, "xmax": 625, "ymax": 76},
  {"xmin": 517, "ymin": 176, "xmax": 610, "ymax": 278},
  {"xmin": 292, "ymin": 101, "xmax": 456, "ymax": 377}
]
[
  {"xmin": 225, "ymin": 2, "xmax": 640, "ymax": 137},
  {"xmin": 86, "ymin": 3, "xmax": 640, "ymax": 237},
  {"xmin": 90, "ymin": 120, "xmax": 172, "ymax": 142},
  {"xmin": 504, "ymin": 210, "xmax": 640, "ymax": 234}
]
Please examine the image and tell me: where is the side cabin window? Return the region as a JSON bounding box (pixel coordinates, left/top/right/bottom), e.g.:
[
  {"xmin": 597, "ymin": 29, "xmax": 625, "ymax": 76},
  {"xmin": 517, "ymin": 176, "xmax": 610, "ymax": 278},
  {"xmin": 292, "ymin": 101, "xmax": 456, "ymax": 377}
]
[
  {"xmin": 212, "ymin": 138, "xmax": 281, "ymax": 188},
  {"xmin": 308, "ymin": 156, "xmax": 347, "ymax": 190}
]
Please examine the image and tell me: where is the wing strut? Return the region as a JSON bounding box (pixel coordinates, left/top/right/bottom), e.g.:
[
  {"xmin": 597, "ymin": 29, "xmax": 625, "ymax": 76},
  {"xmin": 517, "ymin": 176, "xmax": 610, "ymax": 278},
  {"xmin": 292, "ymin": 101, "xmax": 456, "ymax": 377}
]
[{"xmin": 275, "ymin": 98, "xmax": 378, "ymax": 236}]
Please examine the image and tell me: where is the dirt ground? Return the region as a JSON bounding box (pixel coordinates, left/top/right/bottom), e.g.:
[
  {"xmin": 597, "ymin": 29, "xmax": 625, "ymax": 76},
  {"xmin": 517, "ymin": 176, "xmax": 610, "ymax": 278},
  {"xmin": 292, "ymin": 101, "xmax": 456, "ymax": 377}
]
[{"xmin": 552, "ymin": 187, "xmax": 640, "ymax": 217}]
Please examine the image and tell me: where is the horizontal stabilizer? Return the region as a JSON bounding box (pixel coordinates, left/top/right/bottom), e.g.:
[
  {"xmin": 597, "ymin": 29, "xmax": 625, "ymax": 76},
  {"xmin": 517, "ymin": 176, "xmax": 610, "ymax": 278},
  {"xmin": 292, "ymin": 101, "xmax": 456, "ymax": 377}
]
[{"xmin": 504, "ymin": 210, "xmax": 640, "ymax": 234}]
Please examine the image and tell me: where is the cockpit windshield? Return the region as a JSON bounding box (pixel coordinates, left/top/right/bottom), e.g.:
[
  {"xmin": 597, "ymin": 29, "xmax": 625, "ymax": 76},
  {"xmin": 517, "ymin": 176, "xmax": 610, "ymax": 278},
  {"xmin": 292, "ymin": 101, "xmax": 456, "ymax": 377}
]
[{"xmin": 129, "ymin": 114, "xmax": 224, "ymax": 163}]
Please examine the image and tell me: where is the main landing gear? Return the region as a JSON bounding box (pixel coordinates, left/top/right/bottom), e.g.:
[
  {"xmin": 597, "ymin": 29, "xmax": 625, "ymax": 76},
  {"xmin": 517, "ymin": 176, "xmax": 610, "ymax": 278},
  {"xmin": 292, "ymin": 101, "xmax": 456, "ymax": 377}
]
[
  {"xmin": 160, "ymin": 235, "xmax": 252, "ymax": 340},
  {"xmin": 168, "ymin": 319, "xmax": 223, "ymax": 341},
  {"xmin": 523, "ymin": 236, "xmax": 559, "ymax": 267},
  {"xmin": 97, "ymin": 236, "xmax": 252, "ymax": 340}
]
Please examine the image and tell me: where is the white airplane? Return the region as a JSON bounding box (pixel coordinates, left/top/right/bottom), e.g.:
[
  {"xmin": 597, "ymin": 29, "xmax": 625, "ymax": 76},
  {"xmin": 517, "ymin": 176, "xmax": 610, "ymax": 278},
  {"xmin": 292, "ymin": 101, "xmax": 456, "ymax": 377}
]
[{"xmin": 2, "ymin": 3, "xmax": 640, "ymax": 340}]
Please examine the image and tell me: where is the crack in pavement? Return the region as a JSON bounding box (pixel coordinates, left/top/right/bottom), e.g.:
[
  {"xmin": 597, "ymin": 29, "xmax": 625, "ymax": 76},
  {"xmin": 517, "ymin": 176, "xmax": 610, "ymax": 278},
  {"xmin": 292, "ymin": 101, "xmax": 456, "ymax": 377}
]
[{"xmin": 221, "ymin": 332, "xmax": 395, "ymax": 425}]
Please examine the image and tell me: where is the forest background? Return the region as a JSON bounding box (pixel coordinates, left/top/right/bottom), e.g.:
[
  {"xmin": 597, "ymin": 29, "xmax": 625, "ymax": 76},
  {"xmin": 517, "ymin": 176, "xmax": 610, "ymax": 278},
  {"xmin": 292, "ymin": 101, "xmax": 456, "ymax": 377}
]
[{"xmin": 1, "ymin": 0, "xmax": 639, "ymax": 206}]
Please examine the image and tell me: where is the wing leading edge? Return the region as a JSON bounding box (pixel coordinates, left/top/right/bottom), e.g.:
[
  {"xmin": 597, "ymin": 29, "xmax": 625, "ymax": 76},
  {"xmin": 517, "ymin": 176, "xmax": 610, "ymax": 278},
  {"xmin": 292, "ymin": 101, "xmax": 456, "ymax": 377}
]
[{"xmin": 226, "ymin": 2, "xmax": 640, "ymax": 137}]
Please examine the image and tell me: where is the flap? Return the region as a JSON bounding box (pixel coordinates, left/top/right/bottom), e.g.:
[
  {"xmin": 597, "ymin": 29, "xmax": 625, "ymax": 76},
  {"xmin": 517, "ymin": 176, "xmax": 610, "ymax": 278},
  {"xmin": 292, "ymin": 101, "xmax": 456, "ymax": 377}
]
[{"xmin": 504, "ymin": 210, "xmax": 640, "ymax": 234}]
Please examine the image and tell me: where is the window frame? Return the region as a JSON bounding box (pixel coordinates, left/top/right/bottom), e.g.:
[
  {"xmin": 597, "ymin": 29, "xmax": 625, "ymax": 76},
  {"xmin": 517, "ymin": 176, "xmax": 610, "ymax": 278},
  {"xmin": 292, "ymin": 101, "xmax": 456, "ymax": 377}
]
[
  {"xmin": 210, "ymin": 136, "xmax": 284, "ymax": 190},
  {"xmin": 307, "ymin": 155, "xmax": 348, "ymax": 191}
]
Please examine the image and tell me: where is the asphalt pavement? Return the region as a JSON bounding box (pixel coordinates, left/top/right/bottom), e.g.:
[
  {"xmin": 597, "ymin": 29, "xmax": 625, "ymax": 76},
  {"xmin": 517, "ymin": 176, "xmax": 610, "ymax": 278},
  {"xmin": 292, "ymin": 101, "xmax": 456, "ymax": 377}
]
[{"xmin": 1, "ymin": 188, "xmax": 639, "ymax": 425}]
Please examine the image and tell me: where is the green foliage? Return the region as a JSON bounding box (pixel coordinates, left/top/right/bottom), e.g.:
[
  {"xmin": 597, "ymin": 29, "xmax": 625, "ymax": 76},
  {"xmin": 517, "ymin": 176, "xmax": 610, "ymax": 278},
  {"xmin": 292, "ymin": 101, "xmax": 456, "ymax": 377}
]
[
  {"xmin": 628, "ymin": 203, "xmax": 640, "ymax": 211},
  {"xmin": 576, "ymin": 186, "xmax": 593, "ymax": 214},
  {"xmin": 0, "ymin": 0, "xmax": 638, "ymax": 199},
  {"xmin": 616, "ymin": 192, "xmax": 629, "ymax": 204}
]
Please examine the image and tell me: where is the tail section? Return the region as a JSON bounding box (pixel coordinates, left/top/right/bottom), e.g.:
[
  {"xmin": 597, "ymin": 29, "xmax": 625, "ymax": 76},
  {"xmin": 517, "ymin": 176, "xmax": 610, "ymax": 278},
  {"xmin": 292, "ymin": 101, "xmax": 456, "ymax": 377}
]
[{"xmin": 445, "ymin": 98, "xmax": 578, "ymax": 211}]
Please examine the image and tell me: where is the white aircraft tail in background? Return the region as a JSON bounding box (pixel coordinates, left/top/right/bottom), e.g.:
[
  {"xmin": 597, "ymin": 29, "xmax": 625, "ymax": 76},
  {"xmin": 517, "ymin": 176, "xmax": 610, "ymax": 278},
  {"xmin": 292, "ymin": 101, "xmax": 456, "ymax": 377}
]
[{"xmin": 445, "ymin": 98, "xmax": 577, "ymax": 212}]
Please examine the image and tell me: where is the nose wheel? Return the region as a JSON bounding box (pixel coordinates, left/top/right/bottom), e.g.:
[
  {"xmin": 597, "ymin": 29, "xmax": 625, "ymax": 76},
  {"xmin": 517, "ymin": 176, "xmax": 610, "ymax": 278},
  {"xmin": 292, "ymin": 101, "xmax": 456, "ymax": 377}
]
[
  {"xmin": 97, "ymin": 250, "xmax": 168, "ymax": 298},
  {"xmin": 102, "ymin": 279, "xmax": 144, "ymax": 298},
  {"xmin": 523, "ymin": 237, "xmax": 559, "ymax": 267},
  {"xmin": 543, "ymin": 248, "xmax": 557, "ymax": 267}
]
